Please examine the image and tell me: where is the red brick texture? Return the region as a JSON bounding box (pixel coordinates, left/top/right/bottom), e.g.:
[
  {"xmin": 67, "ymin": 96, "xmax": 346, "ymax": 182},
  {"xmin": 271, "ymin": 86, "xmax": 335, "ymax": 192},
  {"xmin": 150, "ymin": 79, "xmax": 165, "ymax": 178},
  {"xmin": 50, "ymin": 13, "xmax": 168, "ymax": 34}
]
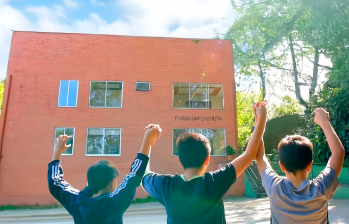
[{"xmin": 0, "ymin": 31, "xmax": 243, "ymax": 205}]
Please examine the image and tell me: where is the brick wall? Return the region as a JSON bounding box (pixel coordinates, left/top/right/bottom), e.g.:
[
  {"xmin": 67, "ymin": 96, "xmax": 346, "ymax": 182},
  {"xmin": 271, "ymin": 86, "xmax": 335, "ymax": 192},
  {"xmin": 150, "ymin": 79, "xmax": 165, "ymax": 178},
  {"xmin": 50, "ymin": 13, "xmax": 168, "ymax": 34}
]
[{"xmin": 0, "ymin": 31, "xmax": 243, "ymax": 205}]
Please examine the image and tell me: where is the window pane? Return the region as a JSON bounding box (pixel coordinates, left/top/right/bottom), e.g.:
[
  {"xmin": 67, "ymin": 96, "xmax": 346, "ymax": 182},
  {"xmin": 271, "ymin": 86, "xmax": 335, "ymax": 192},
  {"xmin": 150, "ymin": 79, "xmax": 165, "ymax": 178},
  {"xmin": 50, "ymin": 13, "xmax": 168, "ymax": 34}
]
[
  {"xmin": 63, "ymin": 128, "xmax": 74, "ymax": 154},
  {"xmin": 172, "ymin": 129, "xmax": 186, "ymax": 155},
  {"xmin": 90, "ymin": 82, "xmax": 106, "ymax": 107},
  {"xmin": 209, "ymin": 84, "xmax": 223, "ymax": 109},
  {"xmin": 54, "ymin": 128, "xmax": 73, "ymax": 155},
  {"xmin": 106, "ymin": 82, "xmax": 122, "ymax": 107},
  {"xmin": 67, "ymin": 81, "xmax": 78, "ymax": 107},
  {"xmin": 104, "ymin": 129, "xmax": 120, "ymax": 154},
  {"xmin": 55, "ymin": 128, "xmax": 64, "ymax": 138},
  {"xmin": 172, "ymin": 128, "xmax": 225, "ymax": 156},
  {"xmin": 86, "ymin": 128, "xmax": 104, "ymax": 154},
  {"xmin": 190, "ymin": 83, "xmax": 208, "ymax": 108},
  {"xmin": 210, "ymin": 129, "xmax": 225, "ymax": 155},
  {"xmin": 173, "ymin": 83, "xmax": 189, "ymax": 108},
  {"xmin": 58, "ymin": 80, "xmax": 69, "ymax": 106}
]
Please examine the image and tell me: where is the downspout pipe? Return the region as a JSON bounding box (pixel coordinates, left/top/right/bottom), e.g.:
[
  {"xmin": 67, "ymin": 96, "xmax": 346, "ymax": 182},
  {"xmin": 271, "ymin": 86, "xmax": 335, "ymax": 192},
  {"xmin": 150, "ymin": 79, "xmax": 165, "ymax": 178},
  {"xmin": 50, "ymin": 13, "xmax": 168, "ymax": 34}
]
[{"xmin": 0, "ymin": 74, "xmax": 12, "ymax": 164}]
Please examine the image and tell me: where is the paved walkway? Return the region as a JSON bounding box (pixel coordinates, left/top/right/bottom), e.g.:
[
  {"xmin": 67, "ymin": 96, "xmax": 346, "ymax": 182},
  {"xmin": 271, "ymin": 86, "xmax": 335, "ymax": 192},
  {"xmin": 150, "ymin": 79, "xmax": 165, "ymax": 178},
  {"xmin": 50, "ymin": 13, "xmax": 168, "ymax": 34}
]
[
  {"xmin": 224, "ymin": 197, "xmax": 348, "ymax": 223},
  {"xmin": 0, "ymin": 197, "xmax": 347, "ymax": 223}
]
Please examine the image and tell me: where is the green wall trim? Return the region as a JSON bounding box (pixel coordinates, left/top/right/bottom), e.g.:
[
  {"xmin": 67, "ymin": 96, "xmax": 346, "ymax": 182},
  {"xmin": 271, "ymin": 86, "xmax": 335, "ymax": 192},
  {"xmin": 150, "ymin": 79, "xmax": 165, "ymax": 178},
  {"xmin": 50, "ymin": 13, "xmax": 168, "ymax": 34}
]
[{"xmin": 244, "ymin": 175, "xmax": 257, "ymax": 198}]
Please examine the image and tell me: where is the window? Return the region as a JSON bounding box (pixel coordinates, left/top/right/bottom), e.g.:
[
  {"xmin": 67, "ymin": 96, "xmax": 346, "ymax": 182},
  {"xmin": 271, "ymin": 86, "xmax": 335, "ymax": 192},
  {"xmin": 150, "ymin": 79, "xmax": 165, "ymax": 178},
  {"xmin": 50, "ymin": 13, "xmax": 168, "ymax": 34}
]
[
  {"xmin": 58, "ymin": 80, "xmax": 79, "ymax": 107},
  {"xmin": 89, "ymin": 82, "xmax": 123, "ymax": 108},
  {"xmin": 173, "ymin": 83, "xmax": 224, "ymax": 109},
  {"xmin": 173, "ymin": 128, "xmax": 226, "ymax": 156},
  {"xmin": 54, "ymin": 128, "xmax": 75, "ymax": 155},
  {"xmin": 86, "ymin": 128, "xmax": 121, "ymax": 156}
]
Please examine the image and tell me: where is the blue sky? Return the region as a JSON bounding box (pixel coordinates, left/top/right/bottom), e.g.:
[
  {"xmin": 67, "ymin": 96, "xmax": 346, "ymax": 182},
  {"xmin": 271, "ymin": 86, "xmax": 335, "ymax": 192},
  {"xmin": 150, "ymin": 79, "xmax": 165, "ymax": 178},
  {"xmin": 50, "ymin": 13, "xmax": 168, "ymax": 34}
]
[{"xmin": 0, "ymin": 0, "xmax": 237, "ymax": 79}]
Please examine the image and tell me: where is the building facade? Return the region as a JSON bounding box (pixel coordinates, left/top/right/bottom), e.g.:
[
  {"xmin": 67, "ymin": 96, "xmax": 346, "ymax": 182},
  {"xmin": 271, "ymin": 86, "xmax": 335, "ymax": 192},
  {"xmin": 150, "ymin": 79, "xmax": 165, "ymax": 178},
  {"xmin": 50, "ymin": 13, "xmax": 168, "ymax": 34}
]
[{"xmin": 0, "ymin": 31, "xmax": 243, "ymax": 205}]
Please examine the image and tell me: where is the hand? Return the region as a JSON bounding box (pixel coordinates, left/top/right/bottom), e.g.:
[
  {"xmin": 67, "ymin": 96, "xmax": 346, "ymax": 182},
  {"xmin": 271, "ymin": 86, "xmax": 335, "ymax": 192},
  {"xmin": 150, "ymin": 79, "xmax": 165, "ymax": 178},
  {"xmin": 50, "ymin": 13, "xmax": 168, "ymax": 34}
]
[
  {"xmin": 144, "ymin": 124, "xmax": 162, "ymax": 147},
  {"xmin": 253, "ymin": 101, "xmax": 267, "ymax": 123},
  {"xmin": 314, "ymin": 108, "xmax": 330, "ymax": 128},
  {"xmin": 54, "ymin": 135, "xmax": 72, "ymax": 153}
]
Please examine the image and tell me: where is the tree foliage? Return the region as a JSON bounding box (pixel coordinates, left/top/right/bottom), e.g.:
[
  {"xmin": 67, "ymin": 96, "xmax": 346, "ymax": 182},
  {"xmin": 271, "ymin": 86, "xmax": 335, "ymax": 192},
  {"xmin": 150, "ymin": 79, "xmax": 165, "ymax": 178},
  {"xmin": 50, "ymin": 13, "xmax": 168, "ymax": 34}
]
[
  {"xmin": 270, "ymin": 95, "xmax": 303, "ymax": 118},
  {"xmin": 227, "ymin": 0, "xmax": 349, "ymax": 165},
  {"xmin": 226, "ymin": 0, "xmax": 348, "ymax": 106},
  {"xmin": 301, "ymin": 80, "xmax": 349, "ymax": 166},
  {"xmin": 236, "ymin": 90, "xmax": 262, "ymax": 151}
]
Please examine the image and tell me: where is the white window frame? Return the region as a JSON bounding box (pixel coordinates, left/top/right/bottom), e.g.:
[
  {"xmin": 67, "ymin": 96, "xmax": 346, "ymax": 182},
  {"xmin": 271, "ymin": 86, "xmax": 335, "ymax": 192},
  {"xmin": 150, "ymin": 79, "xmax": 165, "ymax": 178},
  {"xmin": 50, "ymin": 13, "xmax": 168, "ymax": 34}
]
[
  {"xmin": 172, "ymin": 128, "xmax": 226, "ymax": 157},
  {"xmin": 53, "ymin": 127, "xmax": 75, "ymax": 156},
  {"xmin": 172, "ymin": 83, "xmax": 224, "ymax": 109},
  {"xmin": 85, "ymin": 128, "xmax": 122, "ymax": 156},
  {"xmin": 89, "ymin": 81, "xmax": 124, "ymax": 108},
  {"xmin": 57, "ymin": 80, "xmax": 79, "ymax": 107}
]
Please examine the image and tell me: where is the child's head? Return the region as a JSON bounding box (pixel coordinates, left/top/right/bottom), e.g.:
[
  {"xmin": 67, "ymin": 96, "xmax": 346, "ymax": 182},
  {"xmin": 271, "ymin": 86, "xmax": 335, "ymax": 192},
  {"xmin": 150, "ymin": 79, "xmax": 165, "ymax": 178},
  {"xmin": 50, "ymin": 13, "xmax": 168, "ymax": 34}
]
[
  {"xmin": 177, "ymin": 133, "xmax": 211, "ymax": 170},
  {"xmin": 87, "ymin": 160, "xmax": 119, "ymax": 194},
  {"xmin": 278, "ymin": 135, "xmax": 313, "ymax": 176}
]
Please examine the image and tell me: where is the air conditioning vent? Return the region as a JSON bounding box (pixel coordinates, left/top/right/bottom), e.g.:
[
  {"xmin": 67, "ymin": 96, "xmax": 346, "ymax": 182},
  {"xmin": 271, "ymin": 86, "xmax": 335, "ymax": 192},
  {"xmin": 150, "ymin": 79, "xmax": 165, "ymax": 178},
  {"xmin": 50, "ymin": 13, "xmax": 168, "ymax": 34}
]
[{"xmin": 136, "ymin": 82, "xmax": 150, "ymax": 91}]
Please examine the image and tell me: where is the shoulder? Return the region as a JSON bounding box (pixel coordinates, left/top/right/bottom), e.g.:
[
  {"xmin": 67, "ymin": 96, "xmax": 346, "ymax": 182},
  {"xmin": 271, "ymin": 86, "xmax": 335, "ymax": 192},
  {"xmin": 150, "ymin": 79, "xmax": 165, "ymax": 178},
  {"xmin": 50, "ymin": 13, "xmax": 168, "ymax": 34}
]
[
  {"xmin": 208, "ymin": 162, "xmax": 236, "ymax": 175},
  {"xmin": 143, "ymin": 172, "xmax": 177, "ymax": 183},
  {"xmin": 312, "ymin": 166, "xmax": 339, "ymax": 188},
  {"xmin": 261, "ymin": 167, "xmax": 284, "ymax": 189}
]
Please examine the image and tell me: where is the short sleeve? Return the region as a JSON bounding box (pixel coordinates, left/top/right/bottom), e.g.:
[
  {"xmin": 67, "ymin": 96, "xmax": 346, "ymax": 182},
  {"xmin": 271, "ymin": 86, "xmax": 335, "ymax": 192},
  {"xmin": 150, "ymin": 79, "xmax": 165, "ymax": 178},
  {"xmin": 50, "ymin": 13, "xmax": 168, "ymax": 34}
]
[
  {"xmin": 313, "ymin": 167, "xmax": 339, "ymax": 200},
  {"xmin": 261, "ymin": 167, "xmax": 281, "ymax": 196},
  {"xmin": 142, "ymin": 172, "xmax": 170, "ymax": 204},
  {"xmin": 209, "ymin": 162, "xmax": 237, "ymax": 198}
]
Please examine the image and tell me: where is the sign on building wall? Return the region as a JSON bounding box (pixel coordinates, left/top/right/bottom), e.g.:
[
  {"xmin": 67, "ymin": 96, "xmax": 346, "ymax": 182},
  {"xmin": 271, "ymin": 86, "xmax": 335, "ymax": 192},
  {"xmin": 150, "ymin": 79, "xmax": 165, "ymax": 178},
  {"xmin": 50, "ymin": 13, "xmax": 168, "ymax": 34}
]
[{"xmin": 175, "ymin": 116, "xmax": 222, "ymax": 121}]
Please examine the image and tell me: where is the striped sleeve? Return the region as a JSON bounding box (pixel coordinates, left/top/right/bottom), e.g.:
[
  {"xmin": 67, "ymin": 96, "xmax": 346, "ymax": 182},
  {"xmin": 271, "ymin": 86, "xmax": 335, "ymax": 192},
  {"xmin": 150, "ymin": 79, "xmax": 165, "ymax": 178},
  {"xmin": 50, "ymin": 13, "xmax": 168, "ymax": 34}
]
[
  {"xmin": 109, "ymin": 153, "xmax": 149, "ymax": 214},
  {"xmin": 48, "ymin": 160, "xmax": 80, "ymax": 214}
]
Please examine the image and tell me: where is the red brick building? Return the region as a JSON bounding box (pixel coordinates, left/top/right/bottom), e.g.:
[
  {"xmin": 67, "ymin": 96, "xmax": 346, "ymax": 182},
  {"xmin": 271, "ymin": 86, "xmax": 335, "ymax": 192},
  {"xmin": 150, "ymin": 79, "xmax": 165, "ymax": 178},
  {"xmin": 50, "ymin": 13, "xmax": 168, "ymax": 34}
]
[{"xmin": 0, "ymin": 31, "xmax": 243, "ymax": 206}]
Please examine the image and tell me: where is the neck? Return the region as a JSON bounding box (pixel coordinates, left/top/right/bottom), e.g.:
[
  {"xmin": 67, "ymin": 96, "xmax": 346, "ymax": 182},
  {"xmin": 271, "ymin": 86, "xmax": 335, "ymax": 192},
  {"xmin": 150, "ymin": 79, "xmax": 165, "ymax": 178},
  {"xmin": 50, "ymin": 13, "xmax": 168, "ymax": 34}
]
[
  {"xmin": 91, "ymin": 188, "xmax": 112, "ymax": 198},
  {"xmin": 285, "ymin": 170, "xmax": 308, "ymax": 189},
  {"xmin": 183, "ymin": 167, "xmax": 205, "ymax": 181}
]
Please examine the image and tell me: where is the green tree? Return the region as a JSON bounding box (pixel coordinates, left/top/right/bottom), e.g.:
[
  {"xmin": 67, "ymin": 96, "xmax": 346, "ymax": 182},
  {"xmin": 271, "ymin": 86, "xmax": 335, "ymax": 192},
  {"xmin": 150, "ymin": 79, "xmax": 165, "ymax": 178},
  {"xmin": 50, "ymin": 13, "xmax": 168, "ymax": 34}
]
[
  {"xmin": 225, "ymin": 0, "xmax": 347, "ymax": 107},
  {"xmin": 270, "ymin": 95, "xmax": 303, "ymax": 118},
  {"xmin": 236, "ymin": 91, "xmax": 262, "ymax": 151},
  {"xmin": 300, "ymin": 79, "xmax": 349, "ymax": 166},
  {"xmin": 226, "ymin": 0, "xmax": 349, "ymax": 165}
]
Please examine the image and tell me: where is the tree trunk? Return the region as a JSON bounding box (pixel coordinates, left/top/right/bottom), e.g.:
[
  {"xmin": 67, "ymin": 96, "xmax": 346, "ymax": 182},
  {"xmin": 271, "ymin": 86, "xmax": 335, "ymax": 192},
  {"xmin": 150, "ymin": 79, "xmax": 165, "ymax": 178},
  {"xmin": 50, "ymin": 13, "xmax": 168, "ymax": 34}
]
[
  {"xmin": 289, "ymin": 35, "xmax": 308, "ymax": 108},
  {"xmin": 258, "ymin": 60, "xmax": 266, "ymax": 100},
  {"xmin": 310, "ymin": 47, "xmax": 319, "ymax": 96}
]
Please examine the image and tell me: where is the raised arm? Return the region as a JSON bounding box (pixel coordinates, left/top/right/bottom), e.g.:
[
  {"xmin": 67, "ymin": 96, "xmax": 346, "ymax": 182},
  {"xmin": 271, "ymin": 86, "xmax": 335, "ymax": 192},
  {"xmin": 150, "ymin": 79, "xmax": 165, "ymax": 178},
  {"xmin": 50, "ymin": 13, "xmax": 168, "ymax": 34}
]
[
  {"xmin": 48, "ymin": 135, "xmax": 80, "ymax": 214},
  {"xmin": 255, "ymin": 139, "xmax": 272, "ymax": 175},
  {"xmin": 232, "ymin": 102, "xmax": 267, "ymax": 177},
  {"xmin": 110, "ymin": 125, "xmax": 161, "ymax": 214},
  {"xmin": 314, "ymin": 108, "xmax": 345, "ymax": 177},
  {"xmin": 52, "ymin": 135, "xmax": 72, "ymax": 161},
  {"xmin": 252, "ymin": 103, "xmax": 271, "ymax": 175},
  {"xmin": 139, "ymin": 124, "xmax": 162, "ymax": 157}
]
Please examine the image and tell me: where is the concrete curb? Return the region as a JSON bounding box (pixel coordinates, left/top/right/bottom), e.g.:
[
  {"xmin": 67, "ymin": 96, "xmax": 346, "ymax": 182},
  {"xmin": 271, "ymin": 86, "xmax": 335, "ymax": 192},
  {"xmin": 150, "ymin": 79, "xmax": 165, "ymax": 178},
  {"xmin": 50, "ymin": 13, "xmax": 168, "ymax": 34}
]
[{"xmin": 0, "ymin": 207, "xmax": 165, "ymax": 220}]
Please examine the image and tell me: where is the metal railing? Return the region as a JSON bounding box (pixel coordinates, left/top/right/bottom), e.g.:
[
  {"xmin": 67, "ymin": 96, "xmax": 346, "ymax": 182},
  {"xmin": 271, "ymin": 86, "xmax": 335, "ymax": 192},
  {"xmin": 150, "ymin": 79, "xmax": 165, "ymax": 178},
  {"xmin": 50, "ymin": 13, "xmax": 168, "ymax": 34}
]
[{"xmin": 245, "ymin": 164, "xmax": 261, "ymax": 193}]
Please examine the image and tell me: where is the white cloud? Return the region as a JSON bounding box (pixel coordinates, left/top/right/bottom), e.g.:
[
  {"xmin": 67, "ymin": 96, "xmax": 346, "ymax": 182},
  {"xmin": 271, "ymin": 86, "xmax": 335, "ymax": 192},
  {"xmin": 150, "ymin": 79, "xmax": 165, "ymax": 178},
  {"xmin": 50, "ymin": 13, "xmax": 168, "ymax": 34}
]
[
  {"xmin": 0, "ymin": 2, "xmax": 32, "ymax": 78},
  {"xmin": 26, "ymin": 6, "xmax": 71, "ymax": 32},
  {"xmin": 0, "ymin": 0, "xmax": 237, "ymax": 79},
  {"xmin": 63, "ymin": 0, "xmax": 78, "ymax": 8},
  {"xmin": 114, "ymin": 0, "xmax": 236, "ymax": 38},
  {"xmin": 73, "ymin": 0, "xmax": 237, "ymax": 38}
]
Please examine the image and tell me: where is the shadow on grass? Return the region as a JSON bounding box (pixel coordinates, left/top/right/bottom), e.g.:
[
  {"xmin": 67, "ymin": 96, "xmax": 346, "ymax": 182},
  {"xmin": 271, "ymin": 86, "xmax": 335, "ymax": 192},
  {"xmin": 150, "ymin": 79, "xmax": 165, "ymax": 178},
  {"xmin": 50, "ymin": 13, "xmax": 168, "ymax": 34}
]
[
  {"xmin": 0, "ymin": 196, "xmax": 158, "ymax": 211},
  {"xmin": 0, "ymin": 203, "xmax": 59, "ymax": 211}
]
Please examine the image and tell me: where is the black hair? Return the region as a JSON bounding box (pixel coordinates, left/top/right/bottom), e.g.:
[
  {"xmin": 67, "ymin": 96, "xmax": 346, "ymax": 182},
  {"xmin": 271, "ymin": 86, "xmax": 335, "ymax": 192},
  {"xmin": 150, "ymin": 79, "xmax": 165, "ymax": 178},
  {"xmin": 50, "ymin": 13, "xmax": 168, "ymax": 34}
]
[
  {"xmin": 87, "ymin": 160, "xmax": 119, "ymax": 194},
  {"xmin": 278, "ymin": 135, "xmax": 313, "ymax": 175},
  {"xmin": 176, "ymin": 132, "xmax": 211, "ymax": 169}
]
